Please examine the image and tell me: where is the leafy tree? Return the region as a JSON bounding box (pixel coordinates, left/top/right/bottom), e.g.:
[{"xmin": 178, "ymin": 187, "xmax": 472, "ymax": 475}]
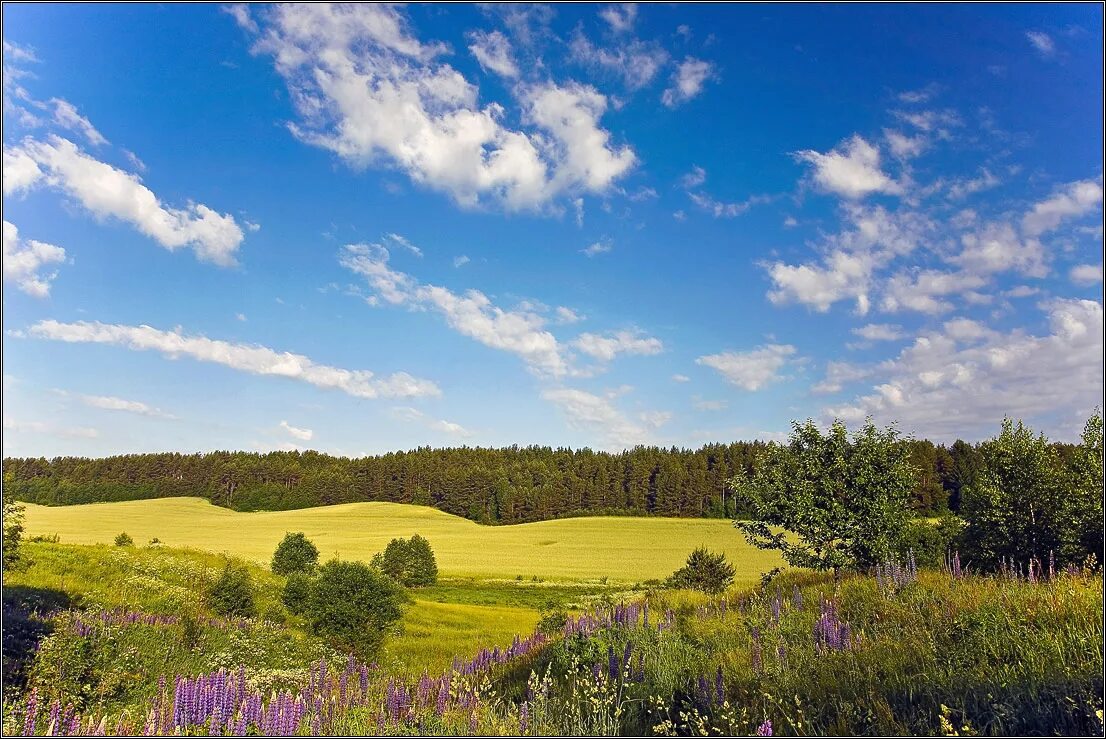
[
  {"xmin": 206, "ymin": 563, "xmax": 256, "ymax": 617},
  {"xmin": 962, "ymin": 416, "xmax": 1100, "ymax": 571},
  {"xmin": 668, "ymin": 547, "xmax": 736, "ymax": 594},
  {"xmin": 271, "ymin": 532, "xmax": 319, "ymax": 575},
  {"xmin": 2, "ymin": 497, "xmax": 25, "ymax": 572},
  {"xmin": 1067, "ymin": 411, "xmax": 1104, "ymax": 567},
  {"xmin": 733, "ymin": 419, "xmax": 916, "ymax": 577},
  {"xmin": 281, "ymin": 572, "xmax": 314, "ymax": 616},
  {"xmin": 371, "ymin": 534, "xmax": 438, "ymax": 587},
  {"xmin": 114, "ymin": 532, "xmax": 134, "ymax": 547},
  {"xmin": 897, "ymin": 515, "xmax": 964, "ymax": 568},
  {"xmin": 306, "ymin": 559, "xmax": 403, "ymax": 656}
]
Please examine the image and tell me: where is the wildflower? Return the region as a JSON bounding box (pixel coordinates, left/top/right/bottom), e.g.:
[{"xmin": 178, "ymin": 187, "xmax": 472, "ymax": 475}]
[{"xmin": 756, "ymin": 719, "xmax": 773, "ymax": 736}]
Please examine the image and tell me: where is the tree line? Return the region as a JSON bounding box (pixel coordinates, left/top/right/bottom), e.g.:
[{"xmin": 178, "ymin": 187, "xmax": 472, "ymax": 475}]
[{"xmin": 0, "ymin": 434, "xmax": 1083, "ymax": 524}]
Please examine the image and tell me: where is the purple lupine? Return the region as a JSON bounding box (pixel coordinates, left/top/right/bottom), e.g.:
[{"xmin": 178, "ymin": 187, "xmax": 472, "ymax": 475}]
[
  {"xmin": 436, "ymin": 676, "xmax": 449, "ymax": 716},
  {"xmin": 519, "ymin": 701, "xmax": 530, "ymax": 734},
  {"xmin": 792, "ymin": 584, "xmax": 803, "ymax": 610},
  {"xmin": 756, "ymin": 719, "xmax": 773, "ymax": 736},
  {"xmin": 47, "ymin": 700, "xmax": 61, "ymax": 734},
  {"xmin": 715, "ymin": 666, "xmax": 724, "ymax": 704},
  {"xmin": 22, "ymin": 686, "xmax": 38, "ymax": 736},
  {"xmin": 607, "ymin": 646, "xmax": 619, "ymax": 680}
]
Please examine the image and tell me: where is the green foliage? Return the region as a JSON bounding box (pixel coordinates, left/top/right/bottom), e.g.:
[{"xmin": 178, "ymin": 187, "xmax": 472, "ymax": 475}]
[
  {"xmin": 734, "ymin": 418, "xmax": 916, "ymax": 573},
  {"xmin": 960, "ymin": 417, "xmax": 1095, "ymax": 570},
  {"xmin": 537, "ymin": 606, "xmax": 570, "ymax": 635},
  {"xmin": 667, "ymin": 547, "xmax": 736, "ymax": 594},
  {"xmin": 3, "ymin": 497, "xmax": 26, "ymax": 571},
  {"xmin": 306, "ymin": 559, "xmax": 403, "ymax": 656},
  {"xmin": 114, "ymin": 532, "xmax": 134, "ymax": 547},
  {"xmin": 897, "ymin": 515, "xmax": 965, "ymax": 568},
  {"xmin": 1067, "ymin": 411, "xmax": 1104, "ymax": 567},
  {"xmin": 371, "ymin": 534, "xmax": 438, "ymax": 587},
  {"xmin": 270, "ymin": 531, "xmax": 319, "ymax": 575},
  {"xmin": 206, "ymin": 563, "xmax": 256, "ymax": 618},
  {"xmin": 281, "ymin": 572, "xmax": 314, "ymax": 616}
]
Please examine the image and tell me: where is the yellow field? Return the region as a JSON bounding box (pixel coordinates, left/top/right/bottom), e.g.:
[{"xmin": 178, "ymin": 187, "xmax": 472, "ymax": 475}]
[{"xmin": 21, "ymin": 497, "xmax": 782, "ymax": 583}]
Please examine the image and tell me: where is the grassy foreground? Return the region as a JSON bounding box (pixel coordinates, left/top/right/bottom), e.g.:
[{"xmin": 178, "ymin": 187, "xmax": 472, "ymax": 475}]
[{"xmin": 20, "ymin": 497, "xmax": 782, "ymax": 583}]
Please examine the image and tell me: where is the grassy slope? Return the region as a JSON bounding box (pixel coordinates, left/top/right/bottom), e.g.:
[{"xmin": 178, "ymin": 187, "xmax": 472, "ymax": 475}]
[{"xmin": 21, "ymin": 497, "xmax": 782, "ymax": 583}]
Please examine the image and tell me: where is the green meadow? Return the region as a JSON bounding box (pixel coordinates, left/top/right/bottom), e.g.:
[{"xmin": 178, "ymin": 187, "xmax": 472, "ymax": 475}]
[{"xmin": 20, "ymin": 497, "xmax": 783, "ymax": 583}]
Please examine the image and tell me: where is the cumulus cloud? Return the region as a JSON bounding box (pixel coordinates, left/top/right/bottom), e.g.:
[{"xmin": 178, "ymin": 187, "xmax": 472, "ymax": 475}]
[
  {"xmin": 279, "ymin": 420, "xmax": 314, "ymax": 441},
  {"xmin": 671, "ymin": 374, "xmax": 690, "ymax": 383},
  {"xmin": 389, "ymin": 406, "xmax": 473, "ymax": 437},
  {"xmin": 794, "ymin": 135, "xmax": 903, "ymax": 199},
  {"xmin": 49, "ymin": 98, "xmax": 108, "ymax": 146},
  {"xmin": 28, "ymin": 319, "xmax": 440, "ymax": 399},
  {"xmin": 1026, "ymin": 30, "xmax": 1055, "ymax": 57},
  {"xmin": 248, "ymin": 4, "xmax": 634, "ymax": 211},
  {"xmin": 4, "ymin": 136, "xmax": 246, "ymax": 265},
  {"xmin": 688, "ymin": 190, "xmax": 770, "ymax": 218},
  {"xmin": 696, "ymin": 344, "xmax": 796, "ymax": 391},
  {"xmin": 555, "ymin": 306, "xmax": 584, "ymax": 324},
  {"xmin": 581, "ymin": 240, "xmax": 612, "ymax": 257},
  {"xmin": 1071, "ymin": 263, "xmax": 1103, "ymax": 285},
  {"xmin": 825, "ymin": 300, "xmax": 1103, "ymax": 440},
  {"xmin": 880, "ymin": 269, "xmax": 987, "ymax": 314},
  {"xmin": 1021, "ymin": 179, "xmax": 1103, "ymax": 237},
  {"xmin": 341, "ymin": 243, "xmax": 573, "ymax": 377},
  {"xmin": 661, "ymin": 57, "xmax": 714, "ymax": 107},
  {"xmin": 467, "ymin": 29, "xmax": 519, "ymax": 78},
  {"xmin": 54, "ymin": 389, "xmax": 176, "ymax": 419},
  {"xmin": 851, "ymin": 323, "xmax": 906, "ymax": 342},
  {"xmin": 542, "ymin": 386, "xmax": 667, "ymax": 450},
  {"xmin": 572, "ymin": 330, "xmax": 663, "ymax": 362},
  {"xmin": 2, "ymin": 220, "xmax": 66, "ymax": 297},
  {"xmin": 599, "ymin": 3, "xmax": 638, "ymax": 34},
  {"xmin": 3, "ymin": 416, "xmax": 99, "ymax": 439},
  {"xmin": 569, "ymin": 31, "xmax": 668, "ymax": 91},
  {"xmin": 883, "ymin": 129, "xmax": 927, "ymax": 160},
  {"xmin": 453, "ymin": 255, "xmax": 470, "ymax": 268},
  {"xmin": 812, "ymin": 361, "xmax": 873, "ymax": 394}
]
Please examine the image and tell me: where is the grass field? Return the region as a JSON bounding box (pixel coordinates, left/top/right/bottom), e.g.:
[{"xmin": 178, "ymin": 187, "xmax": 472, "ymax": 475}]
[{"xmin": 20, "ymin": 497, "xmax": 782, "ymax": 583}]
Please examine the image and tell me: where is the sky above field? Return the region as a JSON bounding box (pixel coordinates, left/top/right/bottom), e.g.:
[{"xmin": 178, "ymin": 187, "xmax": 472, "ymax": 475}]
[{"xmin": 2, "ymin": 3, "xmax": 1103, "ymax": 457}]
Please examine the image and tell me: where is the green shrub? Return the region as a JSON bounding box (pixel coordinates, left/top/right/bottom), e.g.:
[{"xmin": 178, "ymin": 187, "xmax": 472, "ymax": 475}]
[
  {"xmin": 667, "ymin": 547, "xmax": 736, "ymax": 594},
  {"xmin": 114, "ymin": 532, "xmax": 134, "ymax": 547},
  {"xmin": 306, "ymin": 559, "xmax": 403, "ymax": 656},
  {"xmin": 3, "ymin": 498, "xmax": 25, "ymax": 571},
  {"xmin": 281, "ymin": 572, "xmax": 314, "ymax": 616},
  {"xmin": 371, "ymin": 534, "xmax": 438, "ymax": 587},
  {"xmin": 270, "ymin": 532, "xmax": 319, "ymax": 575},
  {"xmin": 897, "ymin": 515, "xmax": 964, "ymax": 567},
  {"xmin": 206, "ymin": 563, "xmax": 256, "ymax": 617}
]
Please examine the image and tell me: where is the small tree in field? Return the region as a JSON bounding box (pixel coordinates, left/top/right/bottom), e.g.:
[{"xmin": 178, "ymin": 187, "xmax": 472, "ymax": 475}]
[
  {"xmin": 207, "ymin": 563, "xmax": 256, "ymax": 617},
  {"xmin": 306, "ymin": 559, "xmax": 403, "ymax": 657},
  {"xmin": 961, "ymin": 415, "xmax": 1100, "ymax": 570},
  {"xmin": 371, "ymin": 534, "xmax": 438, "ymax": 587},
  {"xmin": 733, "ymin": 418, "xmax": 915, "ymax": 577},
  {"xmin": 114, "ymin": 532, "xmax": 134, "ymax": 547},
  {"xmin": 281, "ymin": 572, "xmax": 314, "ymax": 616},
  {"xmin": 2, "ymin": 498, "xmax": 25, "ymax": 572},
  {"xmin": 668, "ymin": 547, "xmax": 736, "ymax": 594},
  {"xmin": 271, "ymin": 532, "xmax": 319, "ymax": 575}
]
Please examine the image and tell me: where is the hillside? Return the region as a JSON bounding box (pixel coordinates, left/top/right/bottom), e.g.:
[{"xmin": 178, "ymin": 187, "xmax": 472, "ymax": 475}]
[{"xmin": 20, "ymin": 497, "xmax": 783, "ymax": 582}]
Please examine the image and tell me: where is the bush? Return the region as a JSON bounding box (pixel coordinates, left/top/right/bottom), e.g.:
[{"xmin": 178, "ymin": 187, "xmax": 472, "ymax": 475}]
[
  {"xmin": 281, "ymin": 572, "xmax": 314, "ymax": 616},
  {"xmin": 206, "ymin": 563, "xmax": 256, "ymax": 618},
  {"xmin": 3, "ymin": 498, "xmax": 25, "ymax": 572},
  {"xmin": 271, "ymin": 532, "xmax": 319, "ymax": 575},
  {"xmin": 371, "ymin": 534, "xmax": 438, "ymax": 587},
  {"xmin": 114, "ymin": 532, "xmax": 134, "ymax": 547},
  {"xmin": 306, "ymin": 559, "xmax": 403, "ymax": 656},
  {"xmin": 667, "ymin": 547, "xmax": 736, "ymax": 594},
  {"xmin": 897, "ymin": 515, "xmax": 964, "ymax": 568}
]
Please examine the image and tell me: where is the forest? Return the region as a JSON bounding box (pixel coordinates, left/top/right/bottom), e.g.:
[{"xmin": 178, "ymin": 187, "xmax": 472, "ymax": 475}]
[{"xmin": 0, "ymin": 436, "xmax": 1021, "ymax": 523}]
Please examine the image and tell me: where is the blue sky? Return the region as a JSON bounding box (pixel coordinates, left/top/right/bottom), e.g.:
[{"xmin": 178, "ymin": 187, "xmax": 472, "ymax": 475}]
[{"xmin": 2, "ymin": 3, "xmax": 1103, "ymax": 457}]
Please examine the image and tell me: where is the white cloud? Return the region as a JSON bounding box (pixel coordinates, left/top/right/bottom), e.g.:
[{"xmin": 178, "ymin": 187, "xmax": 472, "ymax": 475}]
[
  {"xmin": 384, "ymin": 232, "xmax": 422, "ymax": 257},
  {"xmin": 2, "ymin": 146, "xmax": 43, "ymax": 194},
  {"xmin": 4, "ymin": 136, "xmax": 246, "ymax": 266},
  {"xmin": 341, "ymin": 243, "xmax": 573, "ymax": 377},
  {"xmin": 1026, "ymin": 30, "xmax": 1055, "ymax": 57},
  {"xmin": 812, "ymin": 360, "xmax": 872, "ymax": 394},
  {"xmin": 28, "ymin": 319, "xmax": 440, "ymax": 399},
  {"xmin": 3, "ymin": 416, "xmax": 98, "ymax": 439},
  {"xmin": 953, "ymin": 222, "xmax": 1046, "ymax": 277},
  {"xmin": 883, "ymin": 129, "xmax": 927, "ymax": 159},
  {"xmin": 880, "ymin": 269, "xmax": 986, "ymax": 314},
  {"xmin": 671, "ymin": 373, "xmax": 690, "ymax": 383},
  {"xmin": 569, "ymin": 31, "xmax": 668, "ymax": 91},
  {"xmin": 696, "ymin": 344, "xmax": 796, "ymax": 391},
  {"xmin": 279, "ymin": 420, "xmax": 314, "ymax": 441},
  {"xmin": 249, "ymin": 4, "xmax": 635, "ymax": 211},
  {"xmin": 794, "ymin": 135, "xmax": 903, "ymax": 199},
  {"xmin": 224, "ymin": 3, "xmax": 259, "ymax": 33},
  {"xmin": 453, "ymin": 255, "xmax": 470, "ymax": 268},
  {"xmin": 825, "ymin": 299, "xmax": 1103, "ymax": 440},
  {"xmin": 661, "ymin": 57, "xmax": 714, "ymax": 107},
  {"xmin": 891, "ymin": 108, "xmax": 961, "ymax": 134},
  {"xmin": 692, "ymin": 397, "xmax": 727, "ymax": 411},
  {"xmin": 581, "ymin": 240, "xmax": 612, "ymax": 257},
  {"xmin": 467, "ymin": 29, "xmax": 519, "ymax": 78},
  {"xmin": 555, "ymin": 306, "xmax": 584, "ymax": 324},
  {"xmin": 1071, "ymin": 263, "xmax": 1103, "ymax": 285},
  {"xmin": 897, "ymin": 84, "xmax": 938, "ymax": 104},
  {"xmin": 599, "ymin": 3, "xmax": 638, "ymax": 33},
  {"xmin": 1021, "ymin": 179, "xmax": 1103, "ymax": 237},
  {"xmin": 542, "ymin": 386, "xmax": 667, "ymax": 450},
  {"xmin": 946, "ymin": 168, "xmax": 999, "ymax": 200},
  {"xmin": 572, "ymin": 330, "xmax": 663, "ymax": 362},
  {"xmin": 2, "ymin": 220, "xmax": 66, "ymax": 297},
  {"xmin": 680, "ymin": 165, "xmax": 706, "ymax": 189},
  {"xmin": 851, "ymin": 323, "xmax": 905, "ymax": 341},
  {"xmin": 50, "ymin": 98, "xmax": 108, "ymax": 146},
  {"xmin": 55, "ymin": 389, "xmax": 176, "ymax": 419},
  {"xmin": 389, "ymin": 406, "xmax": 473, "ymax": 437},
  {"xmin": 688, "ymin": 190, "xmax": 769, "ymax": 218}
]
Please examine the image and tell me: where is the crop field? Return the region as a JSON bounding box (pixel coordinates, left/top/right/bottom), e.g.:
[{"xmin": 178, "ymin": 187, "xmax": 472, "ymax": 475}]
[{"xmin": 20, "ymin": 497, "xmax": 783, "ymax": 583}]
